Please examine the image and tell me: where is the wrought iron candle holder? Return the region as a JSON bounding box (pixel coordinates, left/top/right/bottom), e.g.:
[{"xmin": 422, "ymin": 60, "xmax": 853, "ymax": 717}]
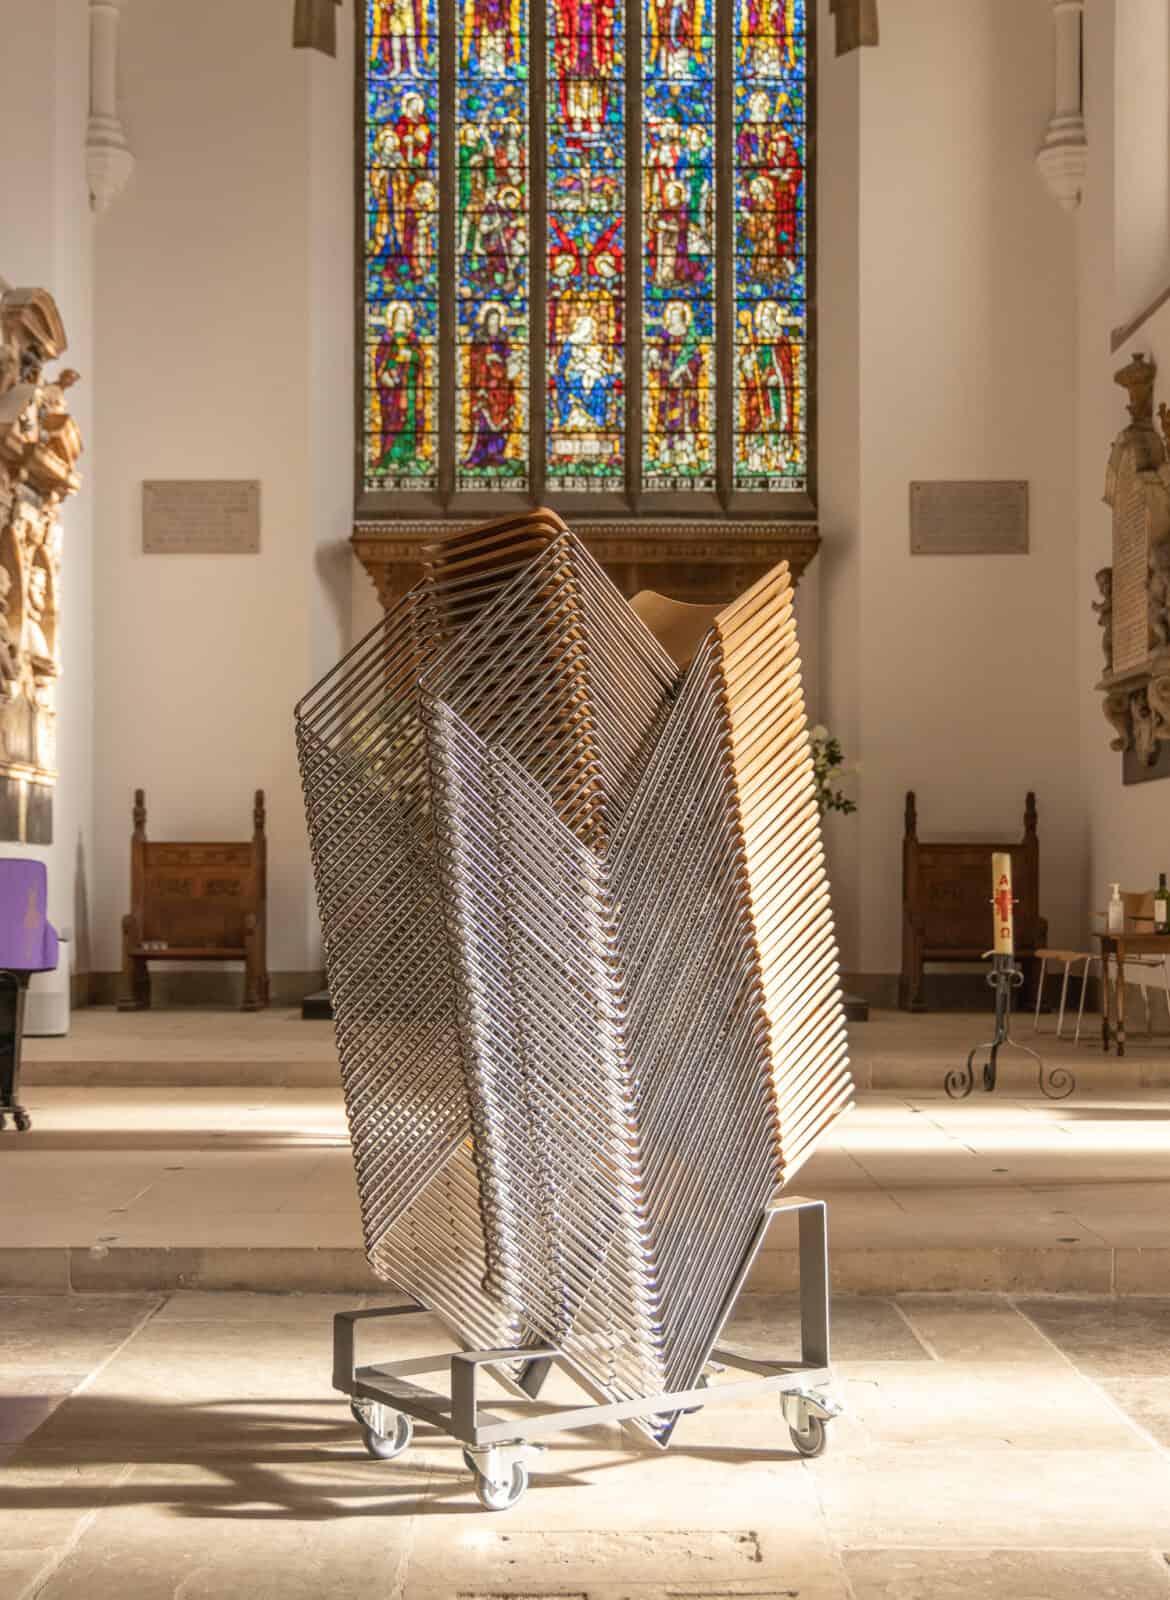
[{"xmin": 945, "ymin": 854, "xmax": 1074, "ymax": 1101}]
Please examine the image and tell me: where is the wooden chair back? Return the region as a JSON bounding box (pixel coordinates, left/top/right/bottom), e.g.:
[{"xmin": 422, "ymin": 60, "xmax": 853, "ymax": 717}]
[
  {"xmin": 129, "ymin": 790, "xmax": 267, "ymax": 955},
  {"xmin": 900, "ymin": 791, "xmax": 1047, "ymax": 1009}
]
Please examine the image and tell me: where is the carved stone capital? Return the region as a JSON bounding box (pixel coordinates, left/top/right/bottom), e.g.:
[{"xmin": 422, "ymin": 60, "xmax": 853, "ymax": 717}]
[
  {"xmin": 293, "ymin": 0, "xmax": 342, "ymax": 55},
  {"xmin": 829, "ymin": 0, "xmax": 879, "ymax": 56},
  {"xmin": 87, "ymin": 0, "xmax": 134, "ymax": 213},
  {"xmin": 1036, "ymin": 0, "xmax": 1086, "ymax": 211}
]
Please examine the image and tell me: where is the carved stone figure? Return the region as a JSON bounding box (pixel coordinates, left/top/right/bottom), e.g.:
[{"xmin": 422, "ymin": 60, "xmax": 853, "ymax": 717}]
[
  {"xmin": 1098, "ymin": 353, "xmax": 1170, "ymax": 781},
  {"xmin": 0, "ymin": 567, "xmax": 19, "ymax": 691},
  {"xmin": 0, "ymin": 283, "xmax": 81, "ymax": 842},
  {"xmin": 1132, "ymin": 688, "xmax": 1160, "ymax": 764},
  {"xmin": 1093, "ymin": 567, "xmax": 1113, "ymax": 670},
  {"xmin": 1103, "ymin": 688, "xmax": 1132, "ymax": 752},
  {"xmin": 1148, "ymin": 672, "xmax": 1170, "ymax": 737},
  {"xmin": 1150, "ymin": 539, "xmax": 1170, "ymax": 651}
]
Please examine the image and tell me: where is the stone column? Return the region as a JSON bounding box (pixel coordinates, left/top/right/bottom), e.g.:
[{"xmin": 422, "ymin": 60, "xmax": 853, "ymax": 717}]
[
  {"xmin": 87, "ymin": 0, "xmax": 134, "ymax": 214},
  {"xmin": 1036, "ymin": 0, "xmax": 1087, "ymax": 212}
]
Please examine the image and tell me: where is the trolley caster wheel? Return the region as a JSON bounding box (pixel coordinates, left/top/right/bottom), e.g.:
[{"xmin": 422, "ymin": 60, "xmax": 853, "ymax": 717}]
[
  {"xmin": 472, "ymin": 1460, "xmax": 528, "ymax": 1512},
  {"xmin": 787, "ymin": 1412, "xmax": 827, "ymax": 1458},
  {"xmin": 13, "ymin": 1110, "xmax": 30, "ymax": 1132},
  {"xmin": 360, "ymin": 1410, "xmax": 413, "ymax": 1461}
]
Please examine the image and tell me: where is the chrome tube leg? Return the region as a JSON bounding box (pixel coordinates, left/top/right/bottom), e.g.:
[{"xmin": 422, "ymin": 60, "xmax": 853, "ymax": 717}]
[
  {"xmin": 1055, "ymin": 961, "xmax": 1071, "ymax": 1040},
  {"xmin": 1073, "ymin": 956, "xmax": 1091, "ymax": 1046},
  {"xmin": 1032, "ymin": 958, "xmax": 1047, "ymax": 1034},
  {"xmin": 797, "ymin": 1203, "xmax": 829, "ymax": 1369}
]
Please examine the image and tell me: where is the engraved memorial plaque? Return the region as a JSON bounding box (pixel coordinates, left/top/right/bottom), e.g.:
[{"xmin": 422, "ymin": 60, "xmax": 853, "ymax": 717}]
[
  {"xmin": 143, "ymin": 480, "xmax": 261, "ymax": 555},
  {"xmin": 1111, "ymin": 453, "xmax": 1151, "ymax": 675},
  {"xmin": 910, "ymin": 481, "xmax": 1029, "ymax": 556}
]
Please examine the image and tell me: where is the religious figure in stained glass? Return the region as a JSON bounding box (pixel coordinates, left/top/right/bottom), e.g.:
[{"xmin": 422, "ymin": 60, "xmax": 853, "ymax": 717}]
[
  {"xmin": 461, "ymin": 0, "xmax": 521, "ymax": 73},
  {"xmin": 551, "ymin": 0, "xmax": 618, "ymax": 134},
  {"xmin": 648, "ymin": 0, "xmax": 705, "ymax": 75},
  {"xmin": 647, "ymin": 300, "xmax": 710, "ymax": 476},
  {"xmin": 738, "ymin": 0, "xmax": 796, "ymax": 72},
  {"xmin": 370, "ymin": 0, "xmax": 430, "ymax": 74},
  {"xmin": 462, "ymin": 304, "xmax": 524, "ymax": 471},
  {"xmin": 372, "ymin": 300, "xmax": 434, "ymax": 478},
  {"xmin": 736, "ymin": 298, "xmax": 796, "ymax": 476}
]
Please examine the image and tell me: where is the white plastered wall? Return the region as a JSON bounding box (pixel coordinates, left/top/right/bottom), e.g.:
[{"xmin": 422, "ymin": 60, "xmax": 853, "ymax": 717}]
[
  {"xmin": 91, "ymin": 0, "xmax": 353, "ymax": 987},
  {"xmin": 817, "ymin": 0, "xmax": 1083, "ymax": 982},
  {"xmin": 0, "ymin": 0, "xmax": 95, "ymax": 972}
]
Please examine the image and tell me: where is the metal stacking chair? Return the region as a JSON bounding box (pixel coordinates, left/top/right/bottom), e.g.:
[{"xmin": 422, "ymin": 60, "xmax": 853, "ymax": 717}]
[{"xmin": 296, "ymin": 516, "xmax": 853, "ymax": 1510}]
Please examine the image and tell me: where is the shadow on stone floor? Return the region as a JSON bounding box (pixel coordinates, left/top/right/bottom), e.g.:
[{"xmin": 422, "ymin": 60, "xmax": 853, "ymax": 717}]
[{"xmin": 7, "ymin": 1393, "xmax": 813, "ymax": 1521}]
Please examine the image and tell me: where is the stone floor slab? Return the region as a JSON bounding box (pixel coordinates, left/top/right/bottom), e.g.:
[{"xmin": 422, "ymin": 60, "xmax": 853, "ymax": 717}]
[{"xmin": 844, "ymin": 1548, "xmax": 1170, "ymax": 1599}]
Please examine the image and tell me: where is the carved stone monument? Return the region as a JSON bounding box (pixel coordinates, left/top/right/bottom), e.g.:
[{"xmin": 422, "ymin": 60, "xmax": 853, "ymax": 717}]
[
  {"xmin": 1096, "ymin": 353, "xmax": 1170, "ymax": 783},
  {"xmin": 0, "ymin": 285, "xmax": 82, "ymax": 842}
]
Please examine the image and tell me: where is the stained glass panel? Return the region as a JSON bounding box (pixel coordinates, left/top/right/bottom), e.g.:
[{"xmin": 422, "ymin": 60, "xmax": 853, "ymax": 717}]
[
  {"xmin": 456, "ymin": 0, "xmax": 530, "ymax": 489},
  {"xmin": 545, "ymin": 0, "xmax": 626, "ymax": 489},
  {"xmin": 641, "ymin": 0, "xmax": 716, "ymax": 491},
  {"xmin": 360, "ymin": 0, "xmax": 811, "ymax": 504},
  {"xmin": 364, "ymin": 0, "xmax": 440, "ymax": 491},
  {"xmin": 733, "ymin": 0, "xmax": 807, "ymax": 492}
]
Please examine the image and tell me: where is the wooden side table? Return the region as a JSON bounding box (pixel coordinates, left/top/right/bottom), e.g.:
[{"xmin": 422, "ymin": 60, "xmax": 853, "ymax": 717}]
[{"xmin": 1096, "ymin": 930, "xmax": 1170, "ymax": 1055}]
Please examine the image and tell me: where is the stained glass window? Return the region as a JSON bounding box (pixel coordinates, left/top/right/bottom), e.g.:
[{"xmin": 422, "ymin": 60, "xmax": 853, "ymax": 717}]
[
  {"xmin": 360, "ymin": 0, "xmax": 810, "ymax": 505},
  {"xmin": 364, "ymin": 0, "xmax": 440, "ymax": 491},
  {"xmin": 456, "ymin": 0, "xmax": 530, "ymax": 489},
  {"xmin": 641, "ymin": 0, "xmax": 716, "ymax": 491},
  {"xmin": 546, "ymin": 0, "xmax": 626, "ymax": 488},
  {"xmin": 733, "ymin": 0, "xmax": 807, "ymax": 491}
]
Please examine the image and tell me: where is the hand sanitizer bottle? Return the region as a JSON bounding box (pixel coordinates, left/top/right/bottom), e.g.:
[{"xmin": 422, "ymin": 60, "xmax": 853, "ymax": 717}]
[{"xmin": 1107, "ymin": 883, "xmax": 1125, "ymax": 934}]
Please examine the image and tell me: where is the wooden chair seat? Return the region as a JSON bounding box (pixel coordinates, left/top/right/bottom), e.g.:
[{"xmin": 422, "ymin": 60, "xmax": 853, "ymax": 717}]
[{"xmin": 128, "ymin": 945, "xmax": 248, "ymax": 959}]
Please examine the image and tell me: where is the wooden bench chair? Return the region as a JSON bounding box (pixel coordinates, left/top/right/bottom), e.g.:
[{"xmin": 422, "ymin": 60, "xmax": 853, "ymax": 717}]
[
  {"xmin": 118, "ymin": 790, "xmax": 269, "ymax": 1011},
  {"xmin": 900, "ymin": 790, "xmax": 1047, "ymax": 1012}
]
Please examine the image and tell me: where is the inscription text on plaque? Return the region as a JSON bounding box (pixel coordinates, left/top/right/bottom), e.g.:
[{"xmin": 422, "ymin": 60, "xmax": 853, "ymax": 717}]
[
  {"xmin": 910, "ymin": 481, "xmax": 1029, "ymax": 556},
  {"xmin": 143, "ymin": 481, "xmax": 261, "ymax": 555}
]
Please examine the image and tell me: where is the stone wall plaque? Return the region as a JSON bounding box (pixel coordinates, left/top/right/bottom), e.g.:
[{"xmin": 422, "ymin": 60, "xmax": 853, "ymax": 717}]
[
  {"xmin": 909, "ymin": 480, "xmax": 1029, "ymax": 555},
  {"xmin": 143, "ymin": 480, "xmax": 261, "ymax": 555}
]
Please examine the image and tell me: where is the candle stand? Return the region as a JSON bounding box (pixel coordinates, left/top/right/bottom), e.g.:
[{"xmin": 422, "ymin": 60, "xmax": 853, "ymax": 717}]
[{"xmin": 945, "ymin": 953, "xmax": 1075, "ymax": 1100}]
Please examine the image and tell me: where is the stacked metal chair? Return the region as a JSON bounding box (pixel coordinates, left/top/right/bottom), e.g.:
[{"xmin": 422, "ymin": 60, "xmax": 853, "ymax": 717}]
[{"xmin": 296, "ymin": 510, "xmax": 853, "ymax": 1481}]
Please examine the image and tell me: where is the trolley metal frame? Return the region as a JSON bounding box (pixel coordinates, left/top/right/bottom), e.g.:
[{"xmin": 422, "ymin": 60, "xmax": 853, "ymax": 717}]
[{"xmin": 333, "ymin": 1195, "xmax": 840, "ymax": 1510}]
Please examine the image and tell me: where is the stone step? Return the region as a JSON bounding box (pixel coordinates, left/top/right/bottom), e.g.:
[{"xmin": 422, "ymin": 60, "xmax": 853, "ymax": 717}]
[
  {"xmin": 21, "ymin": 1058, "xmax": 341, "ymax": 1088},
  {"xmin": 2, "ymin": 1240, "xmax": 1165, "ymax": 1297},
  {"xmin": 19, "ymin": 1050, "xmax": 1170, "ymax": 1091}
]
